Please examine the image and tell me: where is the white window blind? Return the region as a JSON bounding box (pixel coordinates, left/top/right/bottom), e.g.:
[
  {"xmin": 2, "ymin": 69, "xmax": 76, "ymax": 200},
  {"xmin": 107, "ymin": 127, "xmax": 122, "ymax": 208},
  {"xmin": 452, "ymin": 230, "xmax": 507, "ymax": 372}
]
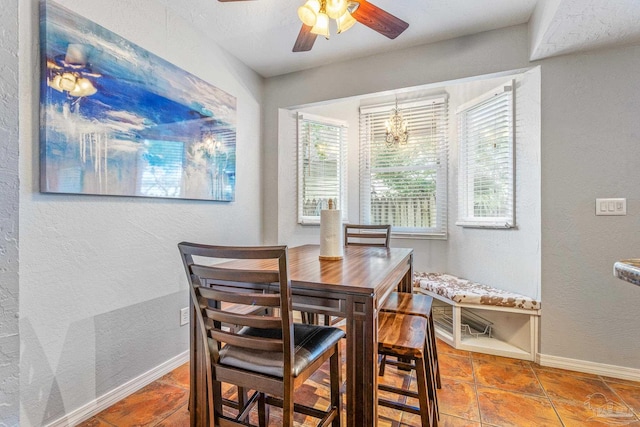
[
  {"xmin": 457, "ymin": 81, "xmax": 515, "ymax": 228},
  {"xmin": 360, "ymin": 96, "xmax": 448, "ymax": 237},
  {"xmin": 297, "ymin": 113, "xmax": 347, "ymax": 224}
]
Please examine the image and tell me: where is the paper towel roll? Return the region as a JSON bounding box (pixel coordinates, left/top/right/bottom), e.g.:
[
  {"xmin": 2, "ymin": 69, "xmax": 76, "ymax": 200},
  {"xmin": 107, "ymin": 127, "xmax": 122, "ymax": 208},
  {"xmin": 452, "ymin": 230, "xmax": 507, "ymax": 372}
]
[{"xmin": 319, "ymin": 209, "xmax": 344, "ymax": 260}]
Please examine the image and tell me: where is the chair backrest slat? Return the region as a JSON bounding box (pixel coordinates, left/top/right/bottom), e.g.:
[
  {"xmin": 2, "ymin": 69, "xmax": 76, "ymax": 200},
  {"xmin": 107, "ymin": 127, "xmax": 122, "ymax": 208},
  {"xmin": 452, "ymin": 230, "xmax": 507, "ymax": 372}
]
[
  {"xmin": 209, "ymin": 328, "xmax": 283, "ymax": 352},
  {"xmin": 344, "ymin": 224, "xmax": 391, "ymax": 248},
  {"xmin": 198, "ymin": 286, "xmax": 281, "ymax": 308},
  {"xmin": 204, "ymin": 307, "xmax": 283, "ymax": 330},
  {"xmin": 192, "ymin": 264, "xmax": 280, "ymax": 284}
]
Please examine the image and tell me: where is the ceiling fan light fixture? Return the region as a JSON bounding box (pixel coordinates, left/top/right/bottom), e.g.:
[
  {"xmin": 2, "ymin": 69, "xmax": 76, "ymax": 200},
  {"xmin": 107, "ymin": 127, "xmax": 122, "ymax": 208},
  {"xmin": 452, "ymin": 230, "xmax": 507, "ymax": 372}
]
[
  {"xmin": 310, "ymin": 12, "xmax": 330, "ymax": 38},
  {"xmin": 297, "ymin": 0, "xmax": 320, "ymax": 26},
  {"xmin": 336, "ymin": 10, "xmax": 356, "ymax": 33}
]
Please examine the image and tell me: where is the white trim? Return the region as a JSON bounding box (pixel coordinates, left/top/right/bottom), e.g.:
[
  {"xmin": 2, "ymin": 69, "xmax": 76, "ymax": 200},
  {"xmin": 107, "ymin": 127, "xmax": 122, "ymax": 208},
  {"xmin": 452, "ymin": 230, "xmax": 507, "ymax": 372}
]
[
  {"xmin": 45, "ymin": 350, "xmax": 189, "ymax": 427},
  {"xmin": 297, "ymin": 112, "xmax": 349, "ymax": 128},
  {"xmin": 359, "ymin": 95, "xmax": 448, "ymax": 114},
  {"xmin": 537, "ymin": 353, "xmax": 640, "ymax": 382},
  {"xmin": 455, "ymin": 220, "xmax": 515, "ymax": 229},
  {"xmin": 456, "ymin": 81, "xmax": 513, "ymax": 113}
]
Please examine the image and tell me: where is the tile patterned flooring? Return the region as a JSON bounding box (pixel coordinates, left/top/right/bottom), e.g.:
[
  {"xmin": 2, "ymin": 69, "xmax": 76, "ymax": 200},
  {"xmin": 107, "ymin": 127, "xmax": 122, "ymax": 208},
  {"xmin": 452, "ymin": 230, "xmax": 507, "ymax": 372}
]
[{"xmin": 80, "ymin": 340, "xmax": 640, "ymax": 426}]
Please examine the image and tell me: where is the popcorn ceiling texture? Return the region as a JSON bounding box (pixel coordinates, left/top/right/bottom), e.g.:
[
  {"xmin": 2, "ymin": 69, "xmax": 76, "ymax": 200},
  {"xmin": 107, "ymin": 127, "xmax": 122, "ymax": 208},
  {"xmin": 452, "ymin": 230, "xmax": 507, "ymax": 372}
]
[{"xmin": 0, "ymin": 0, "xmax": 20, "ymax": 425}]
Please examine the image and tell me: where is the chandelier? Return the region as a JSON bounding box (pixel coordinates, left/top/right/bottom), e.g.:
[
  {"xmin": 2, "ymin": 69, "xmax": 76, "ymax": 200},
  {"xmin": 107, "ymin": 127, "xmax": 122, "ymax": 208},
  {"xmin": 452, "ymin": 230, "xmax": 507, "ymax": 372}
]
[
  {"xmin": 385, "ymin": 99, "xmax": 409, "ymax": 146},
  {"xmin": 297, "ymin": 0, "xmax": 358, "ymax": 38}
]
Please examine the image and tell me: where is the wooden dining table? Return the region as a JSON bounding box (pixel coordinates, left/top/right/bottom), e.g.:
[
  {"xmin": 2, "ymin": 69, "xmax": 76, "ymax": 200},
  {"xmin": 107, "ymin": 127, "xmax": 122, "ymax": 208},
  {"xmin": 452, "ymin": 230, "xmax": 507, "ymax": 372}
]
[{"xmin": 189, "ymin": 244, "xmax": 414, "ymax": 427}]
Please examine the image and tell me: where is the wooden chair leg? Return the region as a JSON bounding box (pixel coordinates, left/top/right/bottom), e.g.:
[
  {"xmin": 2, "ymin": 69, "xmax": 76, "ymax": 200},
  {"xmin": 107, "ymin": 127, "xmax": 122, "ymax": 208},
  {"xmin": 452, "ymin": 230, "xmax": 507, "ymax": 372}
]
[
  {"xmin": 424, "ymin": 337, "xmax": 439, "ymax": 422},
  {"xmin": 330, "ymin": 347, "xmax": 342, "ymax": 427},
  {"xmin": 283, "ymin": 382, "xmax": 295, "ymax": 427},
  {"xmin": 258, "ymin": 392, "xmax": 269, "ymax": 427},
  {"xmin": 415, "ymin": 353, "xmax": 436, "ymax": 427},
  {"xmin": 428, "ymin": 315, "xmax": 441, "ymax": 389}
]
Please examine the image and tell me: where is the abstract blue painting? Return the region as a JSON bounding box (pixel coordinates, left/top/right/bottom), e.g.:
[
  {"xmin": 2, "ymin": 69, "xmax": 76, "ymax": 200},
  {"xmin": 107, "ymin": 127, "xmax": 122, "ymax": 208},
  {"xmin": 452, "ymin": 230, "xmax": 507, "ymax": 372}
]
[{"xmin": 39, "ymin": 1, "xmax": 236, "ymax": 201}]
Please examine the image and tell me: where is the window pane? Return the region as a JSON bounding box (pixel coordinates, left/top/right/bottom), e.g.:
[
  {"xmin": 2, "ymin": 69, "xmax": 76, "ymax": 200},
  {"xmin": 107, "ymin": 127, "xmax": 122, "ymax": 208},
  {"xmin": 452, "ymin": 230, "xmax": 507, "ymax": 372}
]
[
  {"xmin": 360, "ymin": 97, "xmax": 448, "ymax": 236},
  {"xmin": 298, "ymin": 114, "xmax": 347, "ymax": 223},
  {"xmin": 457, "ymin": 82, "xmax": 514, "ymax": 227}
]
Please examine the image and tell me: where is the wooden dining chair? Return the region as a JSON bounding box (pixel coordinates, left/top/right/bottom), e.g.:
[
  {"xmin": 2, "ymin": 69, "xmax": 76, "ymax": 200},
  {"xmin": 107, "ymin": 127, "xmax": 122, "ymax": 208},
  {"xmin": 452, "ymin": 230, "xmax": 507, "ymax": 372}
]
[
  {"xmin": 178, "ymin": 242, "xmax": 344, "ymax": 427},
  {"xmin": 379, "ymin": 292, "xmax": 441, "ymax": 389},
  {"xmin": 344, "ymin": 224, "xmax": 441, "ymax": 408},
  {"xmin": 310, "ymin": 224, "xmax": 395, "ymax": 327},
  {"xmin": 378, "ymin": 312, "xmax": 439, "ymax": 427},
  {"xmin": 344, "ymin": 224, "xmax": 391, "ymax": 248}
]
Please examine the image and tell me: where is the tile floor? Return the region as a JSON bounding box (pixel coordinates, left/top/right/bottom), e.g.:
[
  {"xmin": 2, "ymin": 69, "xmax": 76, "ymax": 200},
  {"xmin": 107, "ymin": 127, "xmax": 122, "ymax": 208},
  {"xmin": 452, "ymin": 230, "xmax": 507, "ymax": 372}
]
[{"xmin": 80, "ymin": 339, "xmax": 640, "ymax": 426}]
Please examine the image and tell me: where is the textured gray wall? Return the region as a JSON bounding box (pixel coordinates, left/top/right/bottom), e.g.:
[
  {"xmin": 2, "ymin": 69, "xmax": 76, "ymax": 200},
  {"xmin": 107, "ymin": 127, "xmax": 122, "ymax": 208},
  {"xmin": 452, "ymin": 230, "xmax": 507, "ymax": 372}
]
[
  {"xmin": 539, "ymin": 45, "xmax": 640, "ymax": 368},
  {"xmin": 18, "ymin": 0, "xmax": 263, "ymax": 425},
  {"xmin": 264, "ymin": 25, "xmax": 640, "ymax": 370},
  {"xmin": 0, "ymin": 0, "xmax": 20, "ymax": 425}
]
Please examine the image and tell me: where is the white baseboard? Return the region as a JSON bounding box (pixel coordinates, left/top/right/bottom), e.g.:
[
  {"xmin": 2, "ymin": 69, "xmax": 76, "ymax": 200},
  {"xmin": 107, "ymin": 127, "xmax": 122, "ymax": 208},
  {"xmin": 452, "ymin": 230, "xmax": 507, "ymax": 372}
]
[
  {"xmin": 46, "ymin": 350, "xmax": 189, "ymax": 427},
  {"xmin": 537, "ymin": 353, "xmax": 640, "ymax": 382}
]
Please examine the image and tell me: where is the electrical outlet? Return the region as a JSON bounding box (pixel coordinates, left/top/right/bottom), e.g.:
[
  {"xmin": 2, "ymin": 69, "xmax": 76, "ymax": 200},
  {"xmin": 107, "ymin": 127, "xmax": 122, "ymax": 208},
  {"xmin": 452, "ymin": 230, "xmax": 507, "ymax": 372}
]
[{"xmin": 180, "ymin": 307, "xmax": 189, "ymax": 326}]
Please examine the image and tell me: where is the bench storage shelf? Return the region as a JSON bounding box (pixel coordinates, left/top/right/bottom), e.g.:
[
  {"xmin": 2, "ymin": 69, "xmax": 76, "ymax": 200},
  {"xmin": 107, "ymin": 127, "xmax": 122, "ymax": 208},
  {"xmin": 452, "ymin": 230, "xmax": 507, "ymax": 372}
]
[{"xmin": 415, "ymin": 273, "xmax": 541, "ymax": 361}]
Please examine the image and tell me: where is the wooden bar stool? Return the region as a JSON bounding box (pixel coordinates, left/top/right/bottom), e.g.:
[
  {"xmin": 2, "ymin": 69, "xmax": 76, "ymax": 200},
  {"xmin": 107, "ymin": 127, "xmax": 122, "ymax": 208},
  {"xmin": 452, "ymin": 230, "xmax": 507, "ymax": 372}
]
[
  {"xmin": 378, "ymin": 312, "xmax": 439, "ymax": 427},
  {"xmin": 380, "ymin": 292, "xmax": 441, "ymax": 389}
]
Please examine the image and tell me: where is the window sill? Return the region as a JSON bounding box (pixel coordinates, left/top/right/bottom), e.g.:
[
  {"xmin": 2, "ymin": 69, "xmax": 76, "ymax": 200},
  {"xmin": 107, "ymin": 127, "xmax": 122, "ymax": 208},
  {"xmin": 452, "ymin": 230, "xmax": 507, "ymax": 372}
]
[
  {"xmin": 456, "ymin": 220, "xmax": 514, "ymax": 229},
  {"xmin": 391, "ymin": 232, "xmax": 447, "ymax": 241}
]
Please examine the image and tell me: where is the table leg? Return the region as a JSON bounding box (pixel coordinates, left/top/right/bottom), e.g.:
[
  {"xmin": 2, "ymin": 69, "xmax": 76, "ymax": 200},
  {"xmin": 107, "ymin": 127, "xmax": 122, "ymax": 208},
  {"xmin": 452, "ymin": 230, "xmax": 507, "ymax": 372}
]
[{"xmin": 345, "ymin": 294, "xmax": 378, "ymax": 427}]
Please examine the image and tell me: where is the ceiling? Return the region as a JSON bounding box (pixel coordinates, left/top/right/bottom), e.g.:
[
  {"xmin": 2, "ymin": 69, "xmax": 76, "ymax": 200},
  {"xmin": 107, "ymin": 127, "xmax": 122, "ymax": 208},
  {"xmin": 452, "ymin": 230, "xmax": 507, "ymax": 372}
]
[{"xmin": 154, "ymin": 0, "xmax": 640, "ymax": 78}]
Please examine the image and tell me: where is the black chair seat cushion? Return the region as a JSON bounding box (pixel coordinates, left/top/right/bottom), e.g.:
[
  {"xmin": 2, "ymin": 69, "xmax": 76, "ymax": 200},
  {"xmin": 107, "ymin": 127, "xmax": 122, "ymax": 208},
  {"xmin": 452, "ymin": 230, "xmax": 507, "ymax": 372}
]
[{"xmin": 219, "ymin": 323, "xmax": 345, "ymax": 378}]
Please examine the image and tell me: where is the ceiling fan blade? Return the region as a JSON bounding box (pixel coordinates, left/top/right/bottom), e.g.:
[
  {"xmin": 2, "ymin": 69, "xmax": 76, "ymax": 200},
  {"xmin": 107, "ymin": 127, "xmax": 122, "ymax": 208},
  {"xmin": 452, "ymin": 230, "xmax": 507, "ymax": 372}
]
[
  {"xmin": 293, "ymin": 24, "xmax": 318, "ymax": 52},
  {"xmin": 351, "ymin": 1, "xmax": 409, "ymax": 39}
]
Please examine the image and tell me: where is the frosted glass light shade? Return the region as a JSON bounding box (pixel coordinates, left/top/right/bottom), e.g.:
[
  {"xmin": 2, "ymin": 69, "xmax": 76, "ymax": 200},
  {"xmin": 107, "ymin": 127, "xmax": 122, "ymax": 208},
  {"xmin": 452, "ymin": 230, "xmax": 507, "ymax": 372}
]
[
  {"xmin": 298, "ymin": 0, "xmax": 320, "ymax": 26},
  {"xmin": 326, "ymin": 0, "xmax": 347, "ymax": 19},
  {"xmin": 310, "ymin": 12, "xmax": 330, "ymax": 38},
  {"xmin": 336, "ymin": 10, "xmax": 356, "ymax": 33}
]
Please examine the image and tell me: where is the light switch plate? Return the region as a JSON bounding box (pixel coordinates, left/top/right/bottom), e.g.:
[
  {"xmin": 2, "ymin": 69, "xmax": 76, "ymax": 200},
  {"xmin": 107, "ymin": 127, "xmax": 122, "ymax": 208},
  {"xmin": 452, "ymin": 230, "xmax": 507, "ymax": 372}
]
[{"xmin": 595, "ymin": 198, "xmax": 626, "ymax": 216}]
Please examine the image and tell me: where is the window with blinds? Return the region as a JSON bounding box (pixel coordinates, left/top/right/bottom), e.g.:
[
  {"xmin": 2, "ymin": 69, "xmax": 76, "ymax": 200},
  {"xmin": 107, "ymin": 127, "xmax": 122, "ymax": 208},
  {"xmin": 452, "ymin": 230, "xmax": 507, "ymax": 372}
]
[
  {"xmin": 360, "ymin": 96, "xmax": 449, "ymax": 237},
  {"xmin": 456, "ymin": 81, "xmax": 515, "ymax": 228},
  {"xmin": 297, "ymin": 113, "xmax": 348, "ymax": 224}
]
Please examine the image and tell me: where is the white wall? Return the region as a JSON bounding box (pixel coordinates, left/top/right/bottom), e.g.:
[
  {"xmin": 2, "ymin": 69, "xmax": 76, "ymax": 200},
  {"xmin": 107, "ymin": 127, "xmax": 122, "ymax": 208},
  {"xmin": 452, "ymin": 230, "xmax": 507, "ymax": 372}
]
[
  {"xmin": 0, "ymin": 1, "xmax": 20, "ymax": 424},
  {"xmin": 264, "ymin": 25, "xmax": 640, "ymax": 371},
  {"xmin": 17, "ymin": 0, "xmax": 263, "ymax": 425}
]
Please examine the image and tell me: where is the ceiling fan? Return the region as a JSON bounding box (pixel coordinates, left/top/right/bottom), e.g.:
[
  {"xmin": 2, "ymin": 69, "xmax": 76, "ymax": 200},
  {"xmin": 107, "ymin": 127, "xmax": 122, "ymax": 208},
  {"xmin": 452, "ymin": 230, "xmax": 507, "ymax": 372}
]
[
  {"xmin": 217, "ymin": 0, "xmax": 409, "ymax": 52},
  {"xmin": 47, "ymin": 44, "xmax": 101, "ymax": 98}
]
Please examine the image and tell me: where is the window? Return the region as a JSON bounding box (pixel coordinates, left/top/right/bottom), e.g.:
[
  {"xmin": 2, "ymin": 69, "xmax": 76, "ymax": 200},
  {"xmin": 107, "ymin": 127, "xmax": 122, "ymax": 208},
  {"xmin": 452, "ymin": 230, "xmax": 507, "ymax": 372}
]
[
  {"xmin": 297, "ymin": 113, "xmax": 348, "ymax": 224},
  {"xmin": 457, "ymin": 81, "xmax": 515, "ymax": 228},
  {"xmin": 359, "ymin": 96, "xmax": 449, "ymax": 237}
]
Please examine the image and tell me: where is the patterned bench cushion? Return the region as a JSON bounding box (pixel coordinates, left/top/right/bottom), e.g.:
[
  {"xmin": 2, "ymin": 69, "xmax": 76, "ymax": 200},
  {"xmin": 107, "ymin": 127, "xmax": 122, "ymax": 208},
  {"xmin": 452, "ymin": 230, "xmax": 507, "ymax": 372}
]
[{"xmin": 414, "ymin": 272, "xmax": 540, "ymax": 310}]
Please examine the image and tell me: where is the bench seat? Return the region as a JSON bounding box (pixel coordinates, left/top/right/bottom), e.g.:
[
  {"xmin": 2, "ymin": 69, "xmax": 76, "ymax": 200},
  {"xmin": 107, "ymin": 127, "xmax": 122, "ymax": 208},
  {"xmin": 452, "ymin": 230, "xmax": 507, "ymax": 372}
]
[{"xmin": 414, "ymin": 272, "xmax": 540, "ymax": 310}]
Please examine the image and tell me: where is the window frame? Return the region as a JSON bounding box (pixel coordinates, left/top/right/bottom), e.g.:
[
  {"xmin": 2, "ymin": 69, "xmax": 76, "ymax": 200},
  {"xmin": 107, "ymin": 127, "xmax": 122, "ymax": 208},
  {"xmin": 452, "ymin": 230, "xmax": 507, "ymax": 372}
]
[
  {"xmin": 456, "ymin": 81, "xmax": 515, "ymax": 229},
  {"xmin": 297, "ymin": 112, "xmax": 348, "ymax": 225},
  {"xmin": 359, "ymin": 96, "xmax": 449, "ymax": 239}
]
